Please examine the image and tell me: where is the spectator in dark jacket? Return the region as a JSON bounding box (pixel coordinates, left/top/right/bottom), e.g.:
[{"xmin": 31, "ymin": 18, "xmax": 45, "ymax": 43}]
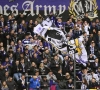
[
  {"xmin": 39, "ymin": 63, "xmax": 49, "ymax": 75},
  {"xmin": 89, "ymin": 78, "xmax": 99, "ymax": 89},
  {"xmin": 66, "ymin": 78, "xmax": 74, "ymax": 89},
  {"xmin": 6, "ymin": 77, "xmax": 17, "ymax": 90},
  {"xmin": 17, "ymin": 75, "xmax": 27, "ymax": 90},
  {"xmin": 13, "ymin": 60, "xmax": 22, "ymax": 81},
  {"xmin": 40, "ymin": 76, "xmax": 49, "ymax": 89},
  {"xmin": 0, "ymin": 65, "xmax": 6, "ymax": 82}
]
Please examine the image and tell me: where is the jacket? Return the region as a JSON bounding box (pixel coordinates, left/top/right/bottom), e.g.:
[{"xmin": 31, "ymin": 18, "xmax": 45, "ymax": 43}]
[{"xmin": 29, "ymin": 78, "xmax": 40, "ymax": 89}]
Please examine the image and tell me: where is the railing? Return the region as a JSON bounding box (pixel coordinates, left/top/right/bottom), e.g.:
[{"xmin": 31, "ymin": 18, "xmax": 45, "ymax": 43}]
[{"xmin": 25, "ymin": 74, "xmax": 100, "ymax": 90}]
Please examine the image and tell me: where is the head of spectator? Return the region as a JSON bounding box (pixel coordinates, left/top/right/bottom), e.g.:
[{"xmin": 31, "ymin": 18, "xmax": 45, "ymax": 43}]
[
  {"xmin": 20, "ymin": 58, "xmax": 25, "ymax": 64},
  {"xmin": 85, "ymin": 13, "xmax": 89, "ymax": 18},
  {"xmin": 21, "ymin": 74, "xmax": 25, "ymax": 80},
  {"xmin": 31, "ymin": 62, "xmax": 36, "ymax": 67},
  {"xmin": 82, "ymin": 68, "xmax": 88, "ymax": 75},
  {"xmin": 48, "ymin": 70, "xmax": 53, "ymax": 76},
  {"xmin": 1, "ymin": 81, "xmax": 8, "ymax": 89},
  {"xmin": 0, "ymin": 42, "xmax": 3, "ymax": 47},
  {"xmin": 35, "ymin": 71, "xmax": 39, "ymax": 76},
  {"xmin": 34, "ymin": 20, "xmax": 38, "ymax": 26},
  {"xmin": 5, "ymin": 71, "xmax": 9, "ymax": 79},
  {"xmin": 39, "ymin": 63, "xmax": 44, "ymax": 68},
  {"xmin": 65, "ymin": 72, "xmax": 71, "ymax": 80},
  {"xmin": 82, "ymin": 78, "xmax": 88, "ymax": 85},
  {"xmin": 64, "ymin": 55, "xmax": 70, "ymax": 62},
  {"xmin": 20, "ymin": 13, "xmax": 24, "ymax": 18},
  {"xmin": 8, "ymin": 15, "xmax": 12, "ymax": 20}
]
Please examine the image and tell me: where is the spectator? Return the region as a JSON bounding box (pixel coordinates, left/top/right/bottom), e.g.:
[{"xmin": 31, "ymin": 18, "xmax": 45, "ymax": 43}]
[
  {"xmin": 36, "ymin": 14, "xmax": 43, "ymax": 24},
  {"xmin": 13, "ymin": 60, "xmax": 22, "ymax": 81},
  {"xmin": 66, "ymin": 78, "xmax": 74, "ymax": 89},
  {"xmin": 0, "ymin": 64, "xmax": 6, "ymax": 82},
  {"xmin": 50, "ymin": 54, "xmax": 62, "ymax": 74},
  {"xmin": 40, "ymin": 76, "xmax": 49, "ymax": 89},
  {"xmin": 17, "ymin": 75, "xmax": 27, "ymax": 90},
  {"xmin": 89, "ymin": 78, "xmax": 99, "ymax": 89},
  {"xmin": 47, "ymin": 70, "xmax": 57, "ymax": 86},
  {"xmin": 29, "ymin": 75, "xmax": 40, "ymax": 90},
  {"xmin": 81, "ymin": 78, "xmax": 89, "ymax": 90},
  {"xmin": 6, "ymin": 77, "xmax": 17, "ymax": 90},
  {"xmin": 29, "ymin": 62, "xmax": 37, "ymax": 75},
  {"xmin": 1, "ymin": 81, "xmax": 9, "ymax": 90},
  {"xmin": 39, "ymin": 63, "xmax": 49, "ymax": 75}
]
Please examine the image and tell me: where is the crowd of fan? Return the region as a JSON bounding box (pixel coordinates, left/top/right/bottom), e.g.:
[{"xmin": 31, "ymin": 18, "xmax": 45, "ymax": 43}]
[{"xmin": 0, "ymin": 11, "xmax": 100, "ymax": 90}]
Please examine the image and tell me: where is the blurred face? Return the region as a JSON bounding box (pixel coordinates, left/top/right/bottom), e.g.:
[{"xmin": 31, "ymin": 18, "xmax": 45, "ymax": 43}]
[
  {"xmin": 20, "ymin": 14, "xmax": 24, "ymax": 17},
  {"xmin": 3, "ymin": 81, "xmax": 6, "ymax": 86},
  {"xmin": 96, "ymin": 19, "xmax": 99, "ymax": 23},
  {"xmin": 39, "ymin": 14, "xmax": 41, "ymax": 17},
  {"xmin": 11, "ymin": 30, "xmax": 14, "ymax": 34},
  {"xmin": 69, "ymin": 79, "xmax": 72, "ymax": 83},
  {"xmin": 1, "ymin": 18, "xmax": 4, "ymax": 22},
  {"xmin": 8, "ymin": 15, "xmax": 12, "ymax": 20},
  {"xmin": 29, "ymin": 20, "xmax": 33, "ymax": 24},
  {"xmin": 1, "ymin": 47, "xmax": 4, "ymax": 51},
  {"xmin": 35, "ymin": 72, "xmax": 39, "ymax": 76},
  {"xmin": 35, "ymin": 21, "xmax": 38, "ymax": 25},
  {"xmin": 5, "ymin": 58, "xmax": 9, "ymax": 62},
  {"xmin": 49, "ymin": 71, "xmax": 53, "ymax": 75},
  {"xmin": 98, "ymin": 31, "xmax": 100, "ymax": 35},
  {"xmin": 85, "ymin": 13, "xmax": 88, "ymax": 17},
  {"xmin": 21, "ymin": 75, "xmax": 25, "ymax": 80},
  {"xmin": 92, "ymin": 78, "xmax": 95, "ymax": 83},
  {"xmin": 18, "ymin": 29, "xmax": 22, "ymax": 33},
  {"xmin": 91, "ymin": 42, "xmax": 95, "ymax": 47},
  {"xmin": 43, "ymin": 58, "xmax": 47, "ymax": 63},
  {"xmin": 69, "ymin": 19, "xmax": 72, "ymax": 23},
  {"xmin": 5, "ymin": 72, "xmax": 9, "ymax": 76},
  {"xmin": 32, "ymin": 62, "xmax": 35, "ymax": 66},
  {"xmin": 16, "ymin": 61, "xmax": 19, "ymax": 65},
  {"xmin": 40, "ymin": 63, "xmax": 44, "ymax": 67},
  {"xmin": 70, "ymin": 15, "xmax": 73, "ymax": 18},
  {"xmin": 58, "ymin": 18, "xmax": 62, "ymax": 22},
  {"xmin": 54, "ymin": 55, "xmax": 58, "ymax": 60},
  {"xmin": 18, "ymin": 40, "xmax": 22, "ymax": 44},
  {"xmin": 82, "ymin": 69, "xmax": 87, "ymax": 74},
  {"xmin": 65, "ymin": 73, "xmax": 70, "ymax": 77},
  {"xmin": 34, "ymin": 53, "xmax": 37, "ymax": 58},
  {"xmin": 11, "ymin": 41, "xmax": 14, "ymax": 45},
  {"xmin": 0, "ymin": 65, "xmax": 3, "ymax": 69},
  {"xmin": 98, "ymin": 68, "xmax": 100, "ymax": 72},
  {"xmin": 9, "ymin": 77, "xmax": 12, "ymax": 81},
  {"xmin": 45, "ymin": 49, "xmax": 49, "ymax": 53},
  {"xmin": 21, "ymin": 59, "xmax": 24, "ymax": 63},
  {"xmin": 95, "ymin": 58, "xmax": 98, "ymax": 63},
  {"xmin": 5, "ymin": 26, "xmax": 8, "ymax": 29},
  {"xmin": 84, "ymin": 21, "xmax": 88, "ymax": 25},
  {"xmin": 22, "ymin": 20, "xmax": 25, "ymax": 24},
  {"xmin": 9, "ymin": 53, "xmax": 13, "ymax": 57},
  {"xmin": 65, "ymin": 56, "xmax": 69, "ymax": 60},
  {"xmin": 0, "ymin": 42, "xmax": 3, "ymax": 46},
  {"xmin": 92, "ymin": 22, "xmax": 96, "ymax": 26}
]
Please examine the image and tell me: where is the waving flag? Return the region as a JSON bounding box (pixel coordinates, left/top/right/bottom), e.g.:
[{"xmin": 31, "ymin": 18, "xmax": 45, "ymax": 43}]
[
  {"xmin": 34, "ymin": 24, "xmax": 67, "ymax": 53},
  {"xmin": 68, "ymin": 36, "xmax": 88, "ymax": 66}
]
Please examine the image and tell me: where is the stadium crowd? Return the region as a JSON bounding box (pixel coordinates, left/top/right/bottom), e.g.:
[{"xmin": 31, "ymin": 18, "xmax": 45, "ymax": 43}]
[{"xmin": 0, "ymin": 10, "xmax": 100, "ymax": 90}]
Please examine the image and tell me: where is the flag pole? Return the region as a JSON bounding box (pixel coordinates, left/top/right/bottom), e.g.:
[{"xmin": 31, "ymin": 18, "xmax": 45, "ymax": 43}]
[{"xmin": 74, "ymin": 50, "xmax": 76, "ymax": 90}]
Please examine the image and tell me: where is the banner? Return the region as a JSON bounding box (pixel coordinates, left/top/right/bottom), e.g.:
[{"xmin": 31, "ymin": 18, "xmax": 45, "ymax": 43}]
[{"xmin": 0, "ymin": 0, "xmax": 99, "ymax": 20}]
